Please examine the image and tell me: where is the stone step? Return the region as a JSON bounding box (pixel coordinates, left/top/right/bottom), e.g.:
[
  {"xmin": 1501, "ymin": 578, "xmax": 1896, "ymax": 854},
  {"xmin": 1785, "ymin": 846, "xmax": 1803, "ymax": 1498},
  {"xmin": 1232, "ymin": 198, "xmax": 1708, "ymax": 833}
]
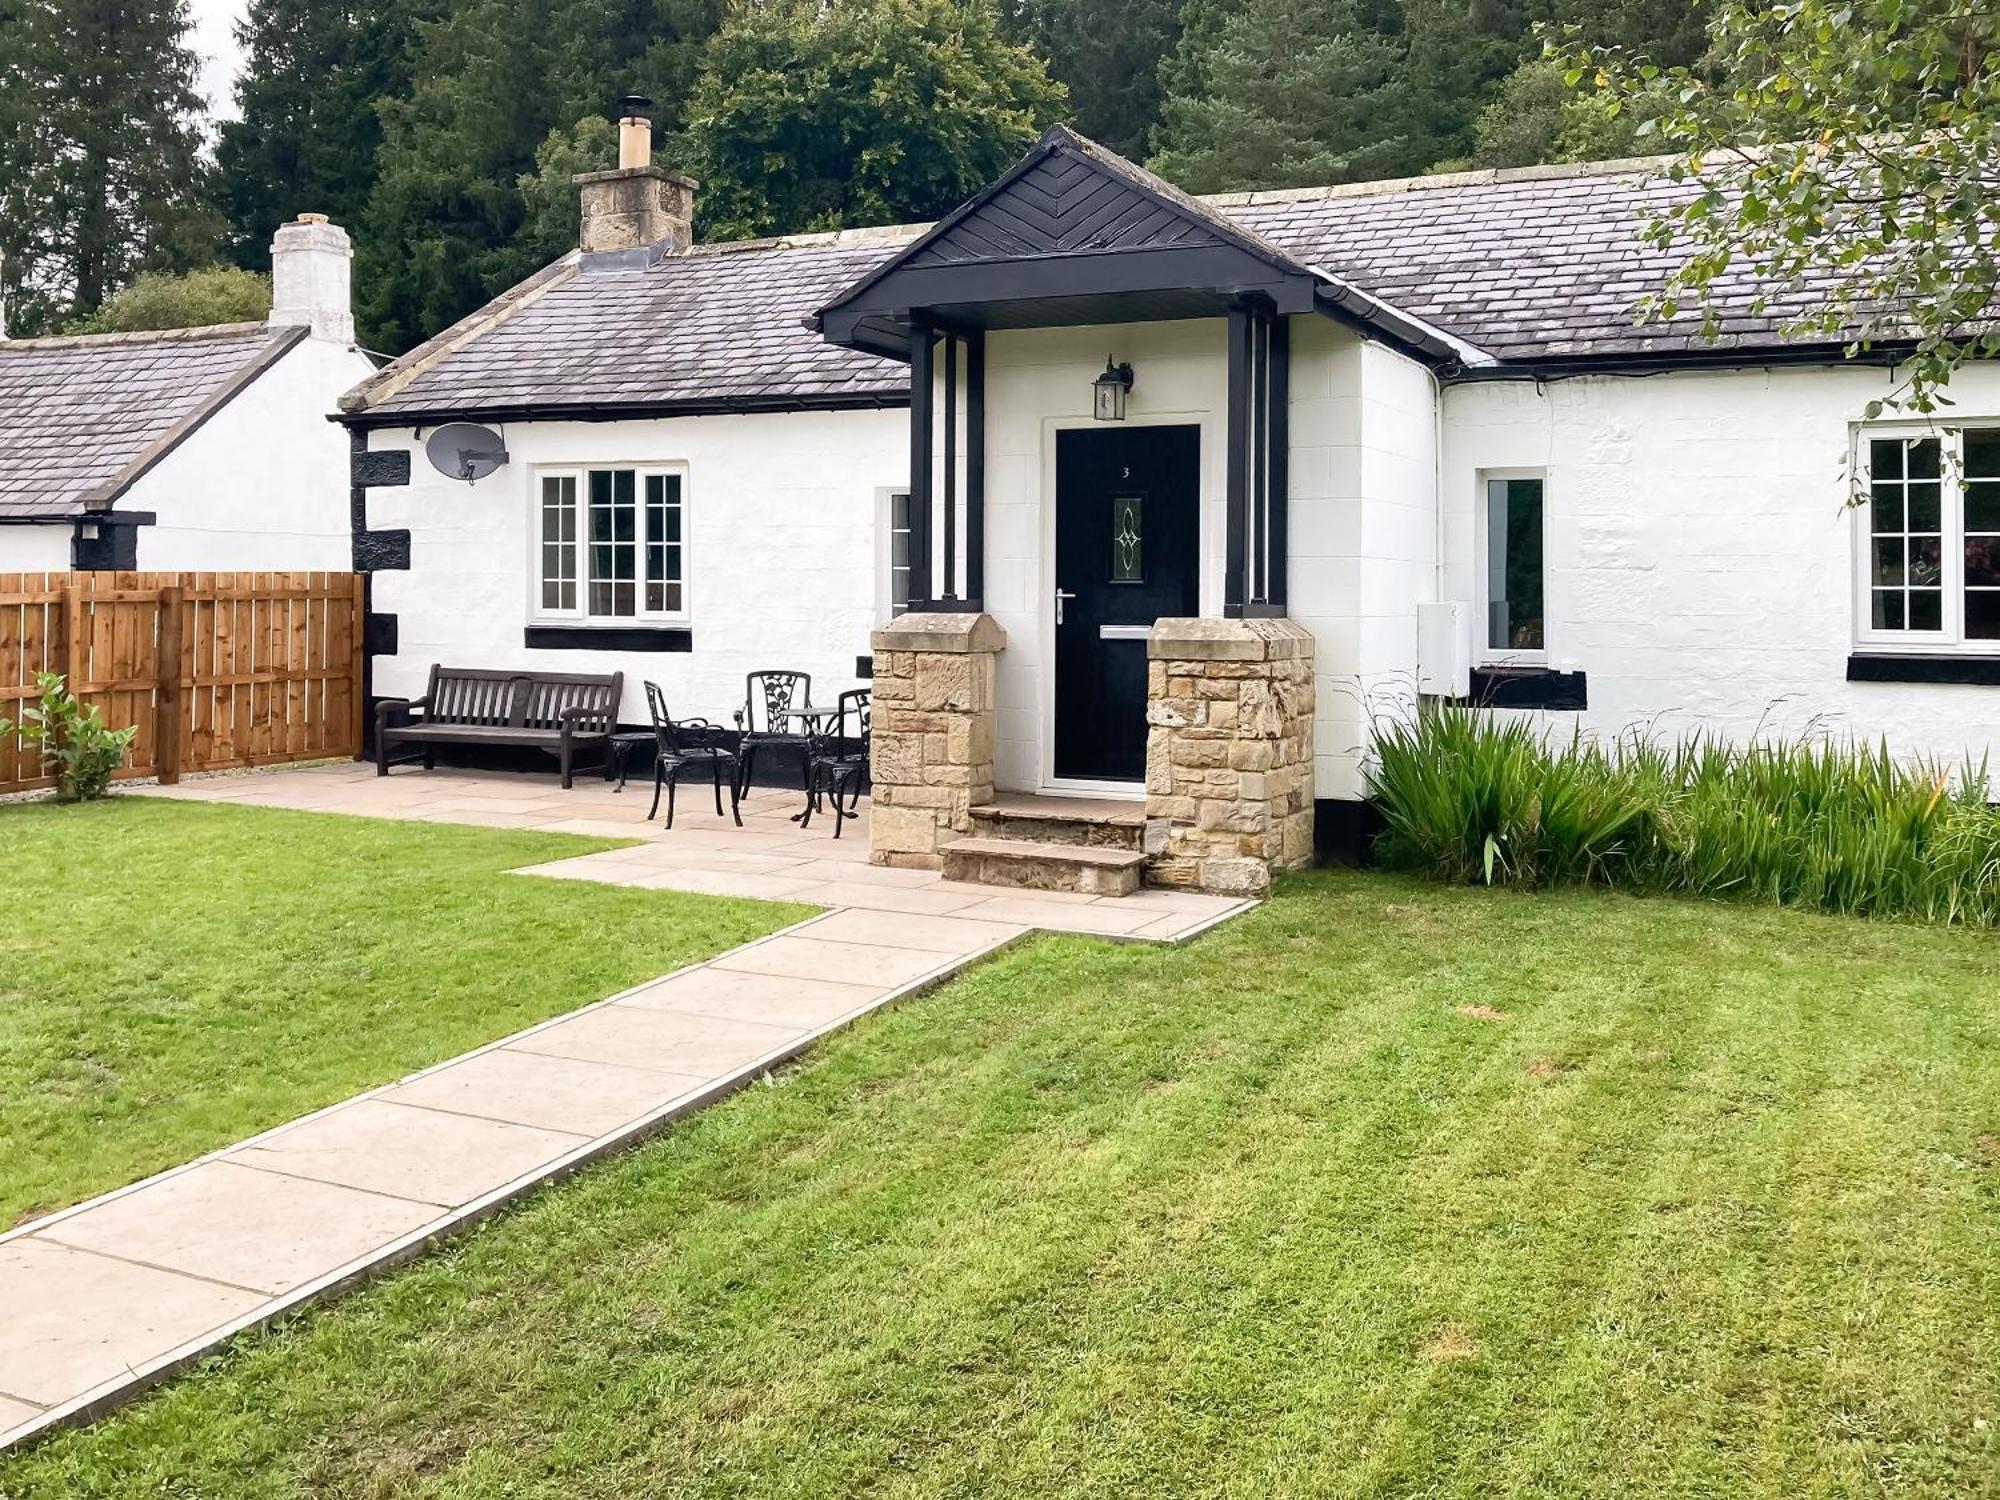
[
  {"xmin": 939, "ymin": 836, "xmax": 1145, "ymax": 897},
  {"xmin": 969, "ymin": 796, "xmax": 1146, "ymax": 852}
]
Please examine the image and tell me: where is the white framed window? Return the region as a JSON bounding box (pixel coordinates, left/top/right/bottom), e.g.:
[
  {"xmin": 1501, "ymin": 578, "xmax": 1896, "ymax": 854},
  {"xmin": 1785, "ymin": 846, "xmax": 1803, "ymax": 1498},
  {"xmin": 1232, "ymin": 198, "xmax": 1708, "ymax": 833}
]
[
  {"xmin": 878, "ymin": 488, "xmax": 913, "ymax": 621},
  {"xmin": 1854, "ymin": 428, "xmax": 2000, "ymax": 653},
  {"xmin": 1477, "ymin": 470, "xmax": 1547, "ymax": 663},
  {"xmin": 533, "ymin": 466, "xmax": 687, "ymax": 624}
]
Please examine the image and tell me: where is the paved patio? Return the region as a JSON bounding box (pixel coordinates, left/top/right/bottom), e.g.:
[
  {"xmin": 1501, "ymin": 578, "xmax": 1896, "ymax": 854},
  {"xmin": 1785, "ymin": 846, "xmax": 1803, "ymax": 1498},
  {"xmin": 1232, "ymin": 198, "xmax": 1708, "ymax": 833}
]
[{"xmin": 0, "ymin": 760, "xmax": 1250, "ymax": 1450}]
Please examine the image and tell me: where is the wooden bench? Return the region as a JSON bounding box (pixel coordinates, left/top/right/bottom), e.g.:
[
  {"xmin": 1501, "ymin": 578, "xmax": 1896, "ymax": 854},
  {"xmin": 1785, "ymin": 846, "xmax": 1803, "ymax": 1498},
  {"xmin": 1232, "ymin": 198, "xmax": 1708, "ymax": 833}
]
[{"xmin": 375, "ymin": 666, "xmax": 624, "ymax": 788}]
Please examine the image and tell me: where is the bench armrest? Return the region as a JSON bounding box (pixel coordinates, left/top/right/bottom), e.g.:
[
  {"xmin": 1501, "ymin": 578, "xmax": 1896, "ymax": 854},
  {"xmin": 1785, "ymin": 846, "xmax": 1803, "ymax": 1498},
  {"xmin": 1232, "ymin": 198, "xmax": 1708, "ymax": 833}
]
[
  {"xmin": 557, "ymin": 705, "xmax": 613, "ymax": 733},
  {"xmin": 375, "ymin": 695, "xmax": 429, "ymax": 729}
]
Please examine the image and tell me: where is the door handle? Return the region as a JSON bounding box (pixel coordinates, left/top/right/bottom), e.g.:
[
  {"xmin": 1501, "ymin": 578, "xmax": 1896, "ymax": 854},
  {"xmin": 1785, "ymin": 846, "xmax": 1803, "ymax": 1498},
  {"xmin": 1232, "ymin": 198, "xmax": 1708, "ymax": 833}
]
[{"xmin": 1055, "ymin": 588, "xmax": 1077, "ymax": 626}]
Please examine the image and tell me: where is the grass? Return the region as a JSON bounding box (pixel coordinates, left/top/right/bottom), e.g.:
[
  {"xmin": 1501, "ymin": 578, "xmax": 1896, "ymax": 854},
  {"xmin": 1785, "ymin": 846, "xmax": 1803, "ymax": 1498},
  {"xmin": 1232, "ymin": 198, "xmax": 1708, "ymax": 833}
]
[
  {"xmin": 0, "ymin": 795, "xmax": 809, "ymax": 1226},
  {"xmin": 6, "ymin": 871, "xmax": 1997, "ymax": 1497}
]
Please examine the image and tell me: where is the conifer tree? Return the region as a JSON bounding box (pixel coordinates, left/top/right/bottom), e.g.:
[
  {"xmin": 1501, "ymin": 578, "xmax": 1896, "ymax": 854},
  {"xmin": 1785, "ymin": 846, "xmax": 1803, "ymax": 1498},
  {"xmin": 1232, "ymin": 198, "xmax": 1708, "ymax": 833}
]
[
  {"xmin": 217, "ymin": 0, "xmax": 435, "ymax": 273},
  {"xmin": 0, "ymin": 0, "xmax": 217, "ymax": 333},
  {"xmin": 997, "ymin": 0, "xmax": 1183, "ymax": 158},
  {"xmin": 1148, "ymin": 0, "xmax": 1404, "ymax": 193}
]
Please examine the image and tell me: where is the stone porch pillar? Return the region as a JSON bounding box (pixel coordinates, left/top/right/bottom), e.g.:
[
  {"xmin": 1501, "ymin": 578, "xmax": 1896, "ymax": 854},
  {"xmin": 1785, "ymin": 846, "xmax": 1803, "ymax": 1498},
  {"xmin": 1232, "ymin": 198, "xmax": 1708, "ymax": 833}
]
[
  {"xmin": 1145, "ymin": 617, "xmax": 1315, "ymax": 896},
  {"xmin": 867, "ymin": 612, "xmax": 1005, "ymax": 868}
]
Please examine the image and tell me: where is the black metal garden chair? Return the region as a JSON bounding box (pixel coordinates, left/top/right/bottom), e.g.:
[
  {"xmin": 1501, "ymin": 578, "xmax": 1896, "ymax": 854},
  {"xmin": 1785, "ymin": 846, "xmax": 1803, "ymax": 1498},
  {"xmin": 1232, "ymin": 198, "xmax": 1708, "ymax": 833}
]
[
  {"xmin": 799, "ymin": 688, "xmax": 870, "ymax": 837},
  {"xmin": 645, "ymin": 681, "xmax": 741, "ymax": 829},
  {"xmin": 733, "ymin": 670, "xmax": 812, "ymax": 800}
]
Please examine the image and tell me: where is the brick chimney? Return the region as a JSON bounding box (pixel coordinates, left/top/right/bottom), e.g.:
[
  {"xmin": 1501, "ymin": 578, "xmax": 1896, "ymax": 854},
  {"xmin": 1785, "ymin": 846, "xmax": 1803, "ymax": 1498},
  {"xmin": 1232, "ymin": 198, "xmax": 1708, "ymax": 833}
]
[
  {"xmin": 268, "ymin": 213, "xmax": 355, "ymax": 343},
  {"xmin": 576, "ymin": 95, "xmax": 696, "ymax": 255}
]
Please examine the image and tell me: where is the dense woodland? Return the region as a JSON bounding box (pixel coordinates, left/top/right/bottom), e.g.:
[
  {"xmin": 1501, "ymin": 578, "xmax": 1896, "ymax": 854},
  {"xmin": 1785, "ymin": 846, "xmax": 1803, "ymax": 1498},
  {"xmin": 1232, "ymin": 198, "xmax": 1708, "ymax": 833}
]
[{"xmin": 0, "ymin": 0, "xmax": 1713, "ymax": 350}]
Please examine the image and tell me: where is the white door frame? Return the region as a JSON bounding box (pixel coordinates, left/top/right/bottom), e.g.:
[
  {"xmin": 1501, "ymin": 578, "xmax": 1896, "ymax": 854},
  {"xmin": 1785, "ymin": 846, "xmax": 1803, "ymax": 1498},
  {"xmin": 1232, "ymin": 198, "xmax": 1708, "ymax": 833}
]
[{"xmin": 1037, "ymin": 408, "xmax": 1223, "ymax": 797}]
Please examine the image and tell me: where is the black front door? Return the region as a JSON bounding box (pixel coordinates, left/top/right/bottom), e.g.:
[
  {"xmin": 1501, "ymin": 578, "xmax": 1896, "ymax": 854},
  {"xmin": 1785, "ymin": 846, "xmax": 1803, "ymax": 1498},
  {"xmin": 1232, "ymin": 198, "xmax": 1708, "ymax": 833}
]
[{"xmin": 1054, "ymin": 425, "xmax": 1201, "ymax": 782}]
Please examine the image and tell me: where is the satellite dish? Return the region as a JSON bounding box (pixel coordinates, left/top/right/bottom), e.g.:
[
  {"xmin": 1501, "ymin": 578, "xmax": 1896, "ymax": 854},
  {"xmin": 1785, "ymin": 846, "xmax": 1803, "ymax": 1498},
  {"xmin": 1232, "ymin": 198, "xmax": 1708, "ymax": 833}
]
[{"xmin": 425, "ymin": 422, "xmax": 509, "ymax": 484}]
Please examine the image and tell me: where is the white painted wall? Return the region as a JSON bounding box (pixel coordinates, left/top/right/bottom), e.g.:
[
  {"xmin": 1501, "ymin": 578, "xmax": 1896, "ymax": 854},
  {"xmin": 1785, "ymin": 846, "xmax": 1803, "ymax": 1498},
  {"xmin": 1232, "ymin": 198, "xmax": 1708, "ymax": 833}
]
[
  {"xmin": 366, "ymin": 407, "xmax": 908, "ymax": 727},
  {"xmin": 1438, "ymin": 362, "xmax": 2000, "ymax": 773},
  {"xmin": 1288, "ymin": 321, "xmax": 1438, "ymax": 799},
  {"xmin": 979, "ymin": 320, "xmax": 1233, "ymax": 792},
  {"xmin": 135, "ymin": 336, "xmax": 371, "ymax": 571},
  {"xmin": 0, "ymin": 523, "xmax": 76, "ymax": 572}
]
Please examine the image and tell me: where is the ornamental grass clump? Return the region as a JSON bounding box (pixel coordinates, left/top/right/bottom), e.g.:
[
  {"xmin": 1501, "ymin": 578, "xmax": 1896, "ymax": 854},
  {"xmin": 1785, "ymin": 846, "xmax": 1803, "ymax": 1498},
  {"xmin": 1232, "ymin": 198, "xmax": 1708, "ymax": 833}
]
[{"xmin": 1367, "ymin": 703, "xmax": 2000, "ymax": 925}]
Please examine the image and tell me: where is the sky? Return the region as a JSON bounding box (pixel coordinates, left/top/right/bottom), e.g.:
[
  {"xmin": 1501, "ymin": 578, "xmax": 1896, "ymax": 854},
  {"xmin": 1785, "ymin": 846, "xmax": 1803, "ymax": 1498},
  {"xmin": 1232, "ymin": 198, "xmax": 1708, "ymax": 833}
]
[{"xmin": 187, "ymin": 0, "xmax": 248, "ymax": 121}]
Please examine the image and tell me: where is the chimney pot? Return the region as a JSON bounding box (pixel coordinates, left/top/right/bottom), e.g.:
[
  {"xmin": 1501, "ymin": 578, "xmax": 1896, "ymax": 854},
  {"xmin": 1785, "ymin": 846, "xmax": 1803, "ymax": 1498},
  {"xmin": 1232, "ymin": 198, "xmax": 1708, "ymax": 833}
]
[
  {"xmin": 267, "ymin": 214, "xmax": 354, "ymax": 344},
  {"xmin": 616, "ymin": 95, "xmax": 654, "ymax": 171}
]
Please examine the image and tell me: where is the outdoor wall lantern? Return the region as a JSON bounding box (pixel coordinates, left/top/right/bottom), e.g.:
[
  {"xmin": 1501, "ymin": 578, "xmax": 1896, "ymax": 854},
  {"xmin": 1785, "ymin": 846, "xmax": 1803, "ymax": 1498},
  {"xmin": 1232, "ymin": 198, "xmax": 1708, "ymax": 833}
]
[{"xmin": 1093, "ymin": 358, "xmax": 1135, "ymax": 421}]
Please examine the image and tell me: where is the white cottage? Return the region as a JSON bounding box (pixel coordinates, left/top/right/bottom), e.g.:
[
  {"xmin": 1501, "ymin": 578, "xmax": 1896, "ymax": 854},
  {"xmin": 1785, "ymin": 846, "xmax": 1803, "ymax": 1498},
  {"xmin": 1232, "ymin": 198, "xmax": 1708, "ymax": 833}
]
[
  {"xmin": 0, "ymin": 217, "xmax": 373, "ymax": 572},
  {"xmin": 337, "ymin": 113, "xmax": 2000, "ymax": 879}
]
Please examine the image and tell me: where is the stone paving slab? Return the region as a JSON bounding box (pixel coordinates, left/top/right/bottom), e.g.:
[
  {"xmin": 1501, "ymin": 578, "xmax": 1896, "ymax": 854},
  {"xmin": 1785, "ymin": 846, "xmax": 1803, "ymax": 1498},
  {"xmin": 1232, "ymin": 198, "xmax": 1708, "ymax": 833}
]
[
  {"xmin": 226, "ymin": 1100, "xmax": 589, "ymax": 1208},
  {"xmin": 0, "ymin": 1239, "xmax": 267, "ymax": 1408},
  {"xmin": 0, "ymin": 766, "xmax": 1254, "ymax": 1452},
  {"xmin": 32, "ymin": 1162, "xmax": 441, "ymax": 1298},
  {"xmin": 380, "ymin": 1049, "xmax": 713, "ymax": 1137}
]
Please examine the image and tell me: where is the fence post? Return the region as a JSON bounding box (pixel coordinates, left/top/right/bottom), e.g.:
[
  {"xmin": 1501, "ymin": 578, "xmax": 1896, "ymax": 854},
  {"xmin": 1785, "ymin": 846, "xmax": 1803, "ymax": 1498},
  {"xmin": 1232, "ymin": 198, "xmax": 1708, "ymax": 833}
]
[
  {"xmin": 154, "ymin": 584, "xmax": 184, "ymax": 784},
  {"xmin": 59, "ymin": 580, "xmax": 83, "ymax": 690},
  {"xmin": 349, "ymin": 572, "xmax": 368, "ymax": 760}
]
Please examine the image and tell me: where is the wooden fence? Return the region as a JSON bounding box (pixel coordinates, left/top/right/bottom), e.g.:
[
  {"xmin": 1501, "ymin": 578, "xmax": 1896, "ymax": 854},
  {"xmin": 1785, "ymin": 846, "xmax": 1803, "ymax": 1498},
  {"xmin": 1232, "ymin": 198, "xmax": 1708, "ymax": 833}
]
[{"xmin": 0, "ymin": 571, "xmax": 366, "ymax": 794}]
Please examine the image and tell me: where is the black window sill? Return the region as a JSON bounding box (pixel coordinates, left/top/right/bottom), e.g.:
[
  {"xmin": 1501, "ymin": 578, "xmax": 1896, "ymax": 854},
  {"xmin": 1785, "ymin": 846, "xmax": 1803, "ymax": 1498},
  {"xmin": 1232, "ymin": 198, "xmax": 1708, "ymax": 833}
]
[
  {"xmin": 1459, "ymin": 667, "xmax": 1588, "ymax": 711},
  {"xmin": 1847, "ymin": 652, "xmax": 2000, "ymax": 685},
  {"xmin": 524, "ymin": 625, "xmax": 692, "ymax": 653}
]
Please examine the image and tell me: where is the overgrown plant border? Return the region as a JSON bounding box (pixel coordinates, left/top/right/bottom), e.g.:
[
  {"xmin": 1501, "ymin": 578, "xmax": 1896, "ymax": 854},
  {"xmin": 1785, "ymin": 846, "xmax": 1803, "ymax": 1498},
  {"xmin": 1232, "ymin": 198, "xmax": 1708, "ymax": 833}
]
[{"xmin": 1366, "ymin": 702, "xmax": 2000, "ymax": 926}]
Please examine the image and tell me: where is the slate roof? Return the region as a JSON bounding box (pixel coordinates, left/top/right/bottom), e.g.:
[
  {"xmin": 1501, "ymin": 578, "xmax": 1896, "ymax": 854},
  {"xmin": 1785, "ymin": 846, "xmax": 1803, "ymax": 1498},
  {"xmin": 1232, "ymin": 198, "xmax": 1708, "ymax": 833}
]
[
  {"xmin": 350, "ymin": 231, "xmax": 923, "ymax": 422},
  {"xmin": 0, "ymin": 323, "xmax": 305, "ymax": 520},
  {"xmin": 342, "ymin": 149, "xmax": 1908, "ymax": 424},
  {"xmin": 1220, "ymin": 161, "xmax": 1848, "ymax": 362}
]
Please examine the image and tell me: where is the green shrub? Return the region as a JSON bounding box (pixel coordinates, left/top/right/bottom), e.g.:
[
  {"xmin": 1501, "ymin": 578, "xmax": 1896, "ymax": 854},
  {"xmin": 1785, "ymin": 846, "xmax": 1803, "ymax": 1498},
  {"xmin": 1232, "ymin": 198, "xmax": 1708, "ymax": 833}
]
[
  {"xmin": 1367, "ymin": 703, "xmax": 2000, "ymax": 925},
  {"xmin": 9, "ymin": 672, "xmax": 139, "ymax": 802}
]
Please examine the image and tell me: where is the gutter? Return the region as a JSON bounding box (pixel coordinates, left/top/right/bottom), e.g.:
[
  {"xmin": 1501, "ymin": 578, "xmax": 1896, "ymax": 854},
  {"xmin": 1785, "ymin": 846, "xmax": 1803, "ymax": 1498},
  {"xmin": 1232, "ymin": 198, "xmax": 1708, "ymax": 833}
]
[
  {"xmin": 335, "ymin": 389, "xmax": 913, "ymax": 430},
  {"xmin": 1438, "ymin": 340, "xmax": 1913, "ymax": 384},
  {"xmin": 1306, "ymin": 264, "xmax": 1496, "ymax": 370}
]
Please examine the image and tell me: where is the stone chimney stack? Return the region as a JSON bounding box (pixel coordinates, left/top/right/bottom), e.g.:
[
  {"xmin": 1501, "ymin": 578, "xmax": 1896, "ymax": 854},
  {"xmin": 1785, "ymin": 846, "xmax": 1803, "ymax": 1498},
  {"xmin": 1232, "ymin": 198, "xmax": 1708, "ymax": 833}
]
[
  {"xmin": 268, "ymin": 213, "xmax": 355, "ymax": 344},
  {"xmin": 576, "ymin": 94, "xmax": 697, "ymax": 255}
]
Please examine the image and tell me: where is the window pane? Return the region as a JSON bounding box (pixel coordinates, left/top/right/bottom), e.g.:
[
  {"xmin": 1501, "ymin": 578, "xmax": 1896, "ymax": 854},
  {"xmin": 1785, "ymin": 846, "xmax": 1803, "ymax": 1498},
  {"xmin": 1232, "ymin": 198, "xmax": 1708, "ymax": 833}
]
[
  {"xmin": 1968, "ymin": 590, "xmax": 2000, "ymax": 638},
  {"xmin": 1911, "ymin": 590, "xmax": 1943, "ymax": 631},
  {"xmin": 1873, "ymin": 590, "xmax": 1905, "ymax": 630},
  {"xmin": 1910, "ymin": 536, "xmax": 1941, "ymax": 586},
  {"xmin": 1110, "ymin": 495, "xmax": 1143, "ymax": 582},
  {"xmin": 1871, "ymin": 490, "xmax": 1904, "ymax": 533},
  {"xmin": 1485, "ymin": 477, "xmax": 1545, "ymax": 651},
  {"xmin": 889, "ymin": 491, "xmax": 912, "ymax": 616},
  {"xmin": 1870, "ymin": 438, "xmax": 1905, "ymax": 480},
  {"xmin": 1908, "ymin": 440, "xmax": 1941, "ymax": 479},
  {"xmin": 1968, "ymin": 430, "xmax": 2000, "ymax": 478},
  {"xmin": 1907, "ymin": 483, "xmax": 1941, "ymax": 533},
  {"xmin": 1871, "ymin": 538, "xmax": 1905, "ymax": 585}
]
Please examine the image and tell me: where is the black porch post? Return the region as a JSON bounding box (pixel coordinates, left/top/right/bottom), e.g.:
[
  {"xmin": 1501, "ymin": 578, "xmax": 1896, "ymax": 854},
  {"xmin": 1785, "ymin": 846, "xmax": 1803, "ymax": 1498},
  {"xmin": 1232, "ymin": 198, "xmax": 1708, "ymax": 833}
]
[
  {"xmin": 965, "ymin": 330, "xmax": 986, "ymax": 609},
  {"xmin": 941, "ymin": 334, "xmax": 958, "ymax": 601},
  {"xmin": 907, "ymin": 324, "xmax": 934, "ymax": 610},
  {"xmin": 1224, "ymin": 306, "xmax": 1250, "ymax": 619},
  {"xmin": 1262, "ymin": 314, "xmax": 1290, "ymax": 614}
]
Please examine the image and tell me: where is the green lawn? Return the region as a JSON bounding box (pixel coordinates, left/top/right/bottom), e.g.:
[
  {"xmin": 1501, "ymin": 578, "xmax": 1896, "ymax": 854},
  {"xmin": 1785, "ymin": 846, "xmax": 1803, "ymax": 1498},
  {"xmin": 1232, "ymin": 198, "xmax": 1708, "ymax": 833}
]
[
  {"xmin": 6, "ymin": 871, "xmax": 1996, "ymax": 1497},
  {"xmin": 0, "ymin": 795, "xmax": 808, "ymax": 1226}
]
